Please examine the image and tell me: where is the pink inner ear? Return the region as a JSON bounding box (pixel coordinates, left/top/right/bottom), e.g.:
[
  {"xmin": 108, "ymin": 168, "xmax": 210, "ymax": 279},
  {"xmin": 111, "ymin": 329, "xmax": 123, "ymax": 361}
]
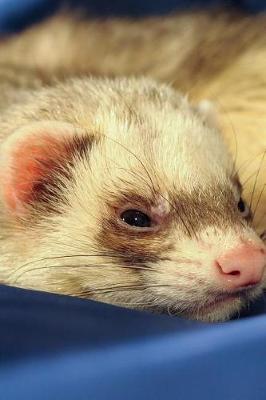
[{"xmin": 5, "ymin": 134, "xmax": 68, "ymax": 211}]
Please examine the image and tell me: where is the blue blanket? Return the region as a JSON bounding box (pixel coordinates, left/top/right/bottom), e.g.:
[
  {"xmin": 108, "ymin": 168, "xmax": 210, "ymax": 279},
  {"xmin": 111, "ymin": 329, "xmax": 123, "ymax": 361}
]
[
  {"xmin": 1, "ymin": 284, "xmax": 266, "ymax": 400},
  {"xmin": 0, "ymin": 0, "xmax": 266, "ymax": 32}
]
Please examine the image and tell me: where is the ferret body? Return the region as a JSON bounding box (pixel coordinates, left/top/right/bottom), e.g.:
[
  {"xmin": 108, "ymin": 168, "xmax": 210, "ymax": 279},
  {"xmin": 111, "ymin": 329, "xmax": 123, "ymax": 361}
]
[{"xmin": 0, "ymin": 9, "xmax": 266, "ymax": 322}]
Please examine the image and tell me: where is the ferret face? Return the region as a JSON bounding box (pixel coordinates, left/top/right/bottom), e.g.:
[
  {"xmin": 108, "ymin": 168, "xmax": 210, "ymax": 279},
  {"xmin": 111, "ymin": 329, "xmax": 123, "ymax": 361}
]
[{"xmin": 0, "ymin": 77, "xmax": 265, "ymax": 322}]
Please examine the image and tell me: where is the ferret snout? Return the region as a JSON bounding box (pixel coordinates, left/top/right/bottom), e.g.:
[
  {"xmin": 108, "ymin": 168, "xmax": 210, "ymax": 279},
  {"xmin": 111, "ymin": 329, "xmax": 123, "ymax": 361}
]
[{"xmin": 215, "ymin": 243, "xmax": 266, "ymax": 290}]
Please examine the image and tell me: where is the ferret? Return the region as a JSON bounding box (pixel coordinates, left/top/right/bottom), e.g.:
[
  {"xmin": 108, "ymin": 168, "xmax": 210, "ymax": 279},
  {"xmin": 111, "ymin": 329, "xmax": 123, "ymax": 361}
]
[{"xmin": 0, "ymin": 8, "xmax": 265, "ymax": 322}]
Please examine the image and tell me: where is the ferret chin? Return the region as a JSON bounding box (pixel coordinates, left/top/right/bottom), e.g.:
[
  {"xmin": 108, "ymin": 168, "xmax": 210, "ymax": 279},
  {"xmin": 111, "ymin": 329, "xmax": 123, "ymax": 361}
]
[{"xmin": 0, "ymin": 75, "xmax": 265, "ymax": 322}]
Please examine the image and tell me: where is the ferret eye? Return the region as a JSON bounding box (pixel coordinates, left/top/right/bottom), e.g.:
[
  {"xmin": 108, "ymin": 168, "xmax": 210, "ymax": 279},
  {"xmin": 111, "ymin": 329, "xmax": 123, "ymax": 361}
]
[
  {"xmin": 121, "ymin": 209, "xmax": 151, "ymax": 228},
  {"xmin": 237, "ymin": 197, "xmax": 250, "ymax": 219}
]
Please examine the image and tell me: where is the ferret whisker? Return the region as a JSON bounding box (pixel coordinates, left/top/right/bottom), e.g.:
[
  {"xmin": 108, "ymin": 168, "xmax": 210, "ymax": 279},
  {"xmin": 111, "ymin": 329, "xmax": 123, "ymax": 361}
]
[
  {"xmin": 231, "ymin": 124, "xmax": 238, "ymax": 179},
  {"xmin": 234, "ymin": 307, "xmax": 241, "ymax": 320},
  {"xmin": 235, "ymin": 149, "xmax": 266, "ymax": 176},
  {"xmin": 101, "ymin": 134, "xmax": 158, "ymax": 195},
  {"xmin": 13, "ymin": 263, "xmax": 156, "ymax": 283},
  {"xmin": 252, "ymin": 183, "xmax": 266, "ymax": 224},
  {"xmin": 167, "ymin": 305, "xmax": 174, "ymax": 316},
  {"xmin": 215, "ymin": 101, "xmax": 239, "ymax": 179},
  {"xmin": 12, "ymin": 252, "xmax": 142, "ymax": 277},
  {"xmin": 12, "ymin": 258, "xmax": 159, "ymax": 282},
  {"xmin": 249, "ymin": 150, "xmax": 266, "ymax": 219},
  {"xmin": 111, "ymin": 164, "xmax": 156, "ymax": 193},
  {"xmin": 116, "ymin": 88, "xmax": 141, "ymax": 124},
  {"xmin": 112, "ymin": 302, "xmax": 156, "ymax": 307},
  {"xmin": 44, "ymin": 240, "xmax": 94, "ymax": 253},
  {"xmin": 241, "ymin": 169, "xmax": 262, "ymax": 190},
  {"xmin": 76, "ymin": 283, "xmax": 176, "ymax": 296},
  {"xmin": 98, "ymin": 151, "xmax": 155, "ymax": 194},
  {"xmin": 159, "ymin": 190, "xmax": 195, "ymax": 238}
]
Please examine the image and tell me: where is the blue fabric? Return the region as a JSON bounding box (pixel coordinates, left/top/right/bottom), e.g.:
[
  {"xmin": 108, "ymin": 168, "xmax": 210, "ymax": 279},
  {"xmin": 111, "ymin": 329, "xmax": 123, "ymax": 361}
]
[
  {"xmin": 0, "ymin": 0, "xmax": 266, "ymax": 33},
  {"xmin": 0, "ymin": 284, "xmax": 266, "ymax": 400}
]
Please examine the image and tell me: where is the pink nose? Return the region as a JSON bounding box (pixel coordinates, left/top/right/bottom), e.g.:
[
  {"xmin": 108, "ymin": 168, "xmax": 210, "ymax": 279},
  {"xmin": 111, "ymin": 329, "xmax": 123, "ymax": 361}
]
[{"xmin": 215, "ymin": 243, "xmax": 266, "ymax": 290}]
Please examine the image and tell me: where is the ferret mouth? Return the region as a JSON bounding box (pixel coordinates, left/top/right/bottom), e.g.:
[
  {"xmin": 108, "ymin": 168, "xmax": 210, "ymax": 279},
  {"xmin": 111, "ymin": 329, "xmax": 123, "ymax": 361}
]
[
  {"xmin": 198, "ymin": 293, "xmax": 240, "ymax": 312},
  {"xmin": 196, "ymin": 287, "xmax": 258, "ymax": 314},
  {"xmin": 144, "ymin": 287, "xmax": 260, "ymax": 322}
]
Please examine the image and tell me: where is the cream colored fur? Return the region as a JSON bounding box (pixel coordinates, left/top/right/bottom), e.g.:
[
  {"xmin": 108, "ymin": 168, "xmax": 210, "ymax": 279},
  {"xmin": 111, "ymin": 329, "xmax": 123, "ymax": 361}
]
[
  {"xmin": 0, "ymin": 9, "xmax": 265, "ymax": 321},
  {"xmin": 0, "ymin": 9, "xmax": 265, "ymax": 229}
]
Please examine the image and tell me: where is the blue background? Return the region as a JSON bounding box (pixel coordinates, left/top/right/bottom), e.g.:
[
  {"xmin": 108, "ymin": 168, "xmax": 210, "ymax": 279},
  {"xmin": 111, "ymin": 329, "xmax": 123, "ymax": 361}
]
[
  {"xmin": 1, "ymin": 284, "xmax": 266, "ymax": 400},
  {"xmin": 0, "ymin": 0, "xmax": 266, "ymax": 33}
]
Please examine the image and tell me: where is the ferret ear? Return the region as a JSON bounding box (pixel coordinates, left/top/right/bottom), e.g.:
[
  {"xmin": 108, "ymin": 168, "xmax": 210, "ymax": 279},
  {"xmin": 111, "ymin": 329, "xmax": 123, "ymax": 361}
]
[
  {"xmin": 0, "ymin": 121, "xmax": 91, "ymax": 216},
  {"xmin": 195, "ymin": 100, "xmax": 219, "ymax": 127}
]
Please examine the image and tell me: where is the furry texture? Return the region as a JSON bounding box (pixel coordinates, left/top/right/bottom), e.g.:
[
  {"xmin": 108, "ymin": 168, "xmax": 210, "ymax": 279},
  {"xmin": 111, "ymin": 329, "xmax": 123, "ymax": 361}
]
[
  {"xmin": 0, "ymin": 9, "xmax": 265, "ymax": 227},
  {"xmin": 0, "ymin": 9, "xmax": 265, "ymax": 322}
]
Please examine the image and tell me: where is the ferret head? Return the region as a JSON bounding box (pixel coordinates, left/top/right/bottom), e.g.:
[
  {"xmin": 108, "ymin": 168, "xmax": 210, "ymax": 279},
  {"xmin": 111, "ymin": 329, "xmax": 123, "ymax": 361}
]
[{"xmin": 0, "ymin": 77, "xmax": 265, "ymax": 322}]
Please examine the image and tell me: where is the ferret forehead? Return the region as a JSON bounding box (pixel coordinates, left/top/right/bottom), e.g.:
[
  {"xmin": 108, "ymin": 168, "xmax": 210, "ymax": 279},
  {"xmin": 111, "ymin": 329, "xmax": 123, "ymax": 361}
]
[
  {"xmin": 95, "ymin": 99, "xmax": 232, "ymax": 180},
  {"xmin": 5, "ymin": 76, "xmax": 232, "ymax": 190},
  {"xmin": 88, "ymin": 82, "xmax": 188, "ymax": 136},
  {"xmin": 84, "ymin": 78, "xmax": 187, "ymax": 127},
  {"xmin": 154, "ymin": 113, "xmax": 232, "ymax": 177},
  {"xmin": 62, "ymin": 78, "xmax": 233, "ymax": 187},
  {"xmin": 94, "ymin": 76, "xmax": 185, "ymax": 106}
]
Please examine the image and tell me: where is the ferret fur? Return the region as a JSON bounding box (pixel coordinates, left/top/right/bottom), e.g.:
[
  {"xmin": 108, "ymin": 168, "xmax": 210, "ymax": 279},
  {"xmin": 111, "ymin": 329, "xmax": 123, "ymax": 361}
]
[
  {"xmin": 0, "ymin": 9, "xmax": 265, "ymax": 227},
  {"xmin": 0, "ymin": 8, "xmax": 265, "ymax": 321}
]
